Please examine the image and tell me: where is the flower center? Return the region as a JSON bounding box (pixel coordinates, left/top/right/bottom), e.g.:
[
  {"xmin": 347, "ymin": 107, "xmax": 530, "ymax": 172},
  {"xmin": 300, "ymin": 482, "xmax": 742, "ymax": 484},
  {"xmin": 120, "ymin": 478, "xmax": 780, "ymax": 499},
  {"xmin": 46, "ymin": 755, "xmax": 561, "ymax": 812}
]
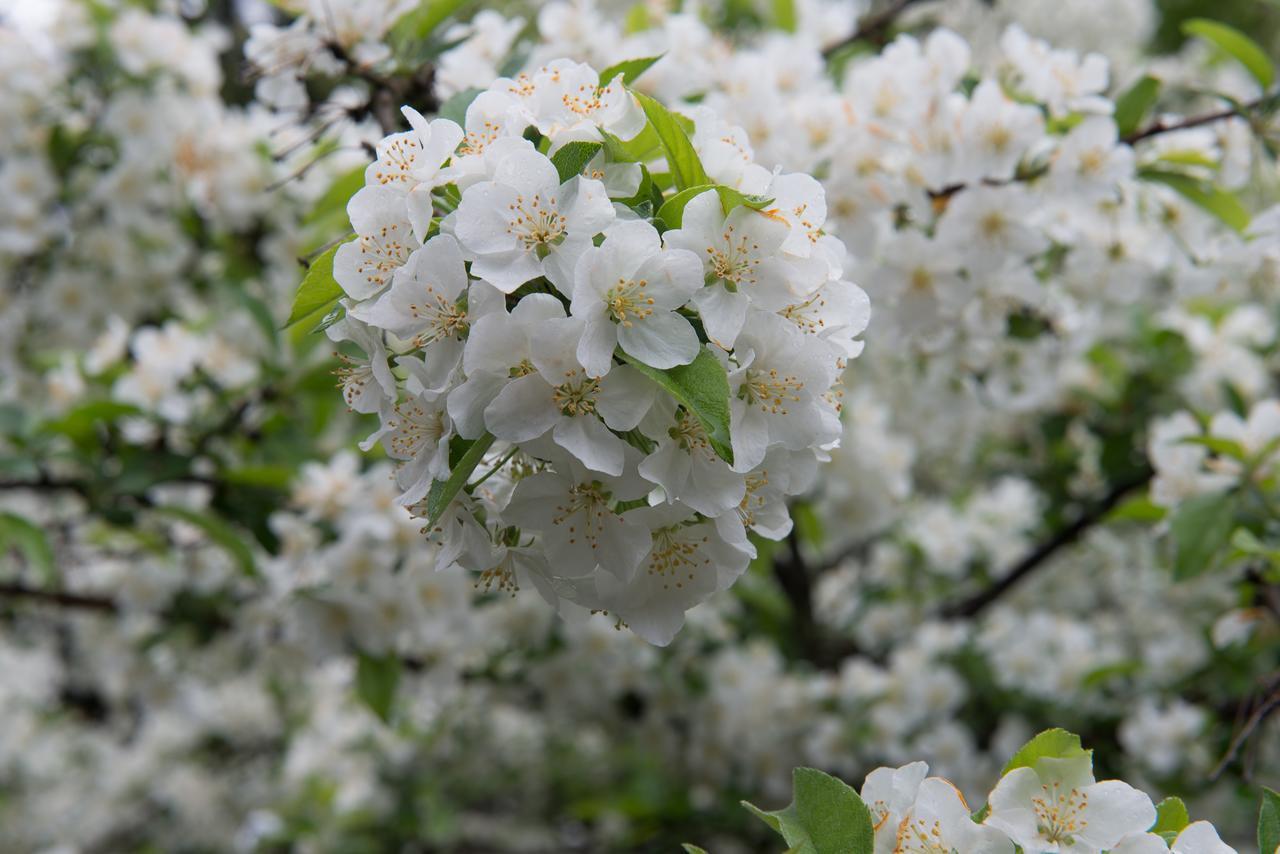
[
  {"xmin": 552, "ymin": 371, "xmax": 600, "ymax": 417},
  {"xmin": 669, "ymin": 411, "xmax": 711, "ymax": 455},
  {"xmin": 371, "ymin": 135, "xmax": 419, "ymax": 186},
  {"xmin": 705, "ymin": 224, "xmax": 761, "ymax": 289},
  {"xmin": 738, "ymin": 471, "xmax": 769, "ymax": 527},
  {"xmin": 1032, "ymin": 783, "xmax": 1089, "ymax": 845},
  {"xmin": 743, "ymin": 368, "xmax": 805, "ymax": 415},
  {"xmin": 896, "ymin": 816, "xmax": 958, "ymax": 854},
  {"xmin": 387, "ymin": 401, "xmax": 445, "ymax": 458},
  {"xmin": 507, "ymin": 193, "xmax": 567, "ymax": 253},
  {"xmin": 552, "ymin": 482, "xmax": 614, "ymax": 546},
  {"xmin": 605, "ymin": 277, "xmax": 654, "ymax": 327},
  {"xmin": 408, "ymin": 290, "xmax": 469, "ymax": 347},
  {"xmin": 357, "ymin": 224, "xmax": 411, "ymax": 292},
  {"xmin": 646, "ymin": 526, "xmax": 710, "ymax": 590}
]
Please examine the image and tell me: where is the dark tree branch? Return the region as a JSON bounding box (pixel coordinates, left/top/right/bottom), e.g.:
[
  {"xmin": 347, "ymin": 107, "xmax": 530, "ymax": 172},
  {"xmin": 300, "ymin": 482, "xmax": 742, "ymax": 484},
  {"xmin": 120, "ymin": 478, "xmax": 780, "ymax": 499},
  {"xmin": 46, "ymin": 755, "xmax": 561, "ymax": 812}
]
[
  {"xmin": 0, "ymin": 582, "xmax": 118, "ymax": 614},
  {"xmin": 1210, "ymin": 672, "xmax": 1280, "ymax": 780},
  {"xmin": 1123, "ymin": 93, "xmax": 1276, "ymax": 146},
  {"xmin": 938, "ymin": 467, "xmax": 1153, "ymax": 619},
  {"xmin": 822, "ymin": 0, "xmax": 938, "ymax": 57}
]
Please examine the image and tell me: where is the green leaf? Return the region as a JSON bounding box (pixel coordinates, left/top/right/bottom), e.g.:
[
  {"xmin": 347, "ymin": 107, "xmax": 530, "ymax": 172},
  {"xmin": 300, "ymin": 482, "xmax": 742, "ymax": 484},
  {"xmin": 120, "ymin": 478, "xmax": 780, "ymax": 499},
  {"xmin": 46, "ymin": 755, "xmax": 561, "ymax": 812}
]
[
  {"xmin": 681, "ymin": 846, "xmax": 710, "ymax": 854},
  {"xmin": 439, "ymin": 87, "xmax": 483, "ymax": 126},
  {"xmin": 744, "ymin": 768, "xmax": 875, "ymax": 854},
  {"xmin": 1114, "ymin": 75, "xmax": 1162, "ymax": 137},
  {"xmin": 1153, "ymin": 797, "xmax": 1190, "ymax": 835},
  {"xmin": 1260, "ymin": 787, "xmax": 1280, "ymax": 854},
  {"xmin": 391, "ymin": 0, "xmax": 470, "ymax": 41},
  {"xmin": 632, "ymin": 90, "xmax": 709, "ymax": 191},
  {"xmin": 1106, "ymin": 495, "xmax": 1167, "ymax": 524},
  {"xmin": 153, "ymin": 507, "xmax": 257, "ymax": 577},
  {"xmin": 304, "ymin": 166, "xmax": 365, "ymax": 226},
  {"xmin": 1141, "ymin": 169, "xmax": 1251, "ymax": 233},
  {"xmin": 551, "ymin": 140, "xmax": 604, "ymax": 184},
  {"xmin": 598, "ymin": 55, "xmax": 663, "ymax": 87},
  {"xmin": 792, "ymin": 767, "xmax": 875, "ymax": 854},
  {"xmin": 424, "ymin": 433, "xmax": 497, "ymax": 529},
  {"xmin": 623, "ymin": 3, "xmax": 650, "ymax": 33},
  {"xmin": 285, "ymin": 242, "xmax": 347, "ymax": 330},
  {"xmin": 772, "ymin": 0, "xmax": 798, "ymax": 31},
  {"xmin": 656, "ymin": 184, "xmax": 715, "ymax": 228},
  {"xmin": 1183, "ymin": 18, "xmax": 1275, "ymax": 90},
  {"xmin": 602, "ymin": 124, "xmax": 663, "ymax": 164},
  {"xmin": 41, "ymin": 401, "xmax": 143, "ymax": 443},
  {"xmin": 716, "ymin": 185, "xmax": 775, "ymax": 215},
  {"xmin": 1170, "ymin": 489, "xmax": 1239, "ymax": 579},
  {"xmin": 1003, "ymin": 728, "xmax": 1091, "ymax": 775},
  {"xmin": 618, "ymin": 347, "xmax": 734, "ymax": 465},
  {"xmin": 355, "ymin": 652, "xmax": 401, "ymax": 723},
  {"xmin": 1179, "ymin": 435, "xmax": 1248, "ymax": 459},
  {"xmin": 0, "ymin": 512, "xmax": 56, "ymax": 583},
  {"xmin": 656, "ymin": 184, "xmax": 776, "ymax": 229}
]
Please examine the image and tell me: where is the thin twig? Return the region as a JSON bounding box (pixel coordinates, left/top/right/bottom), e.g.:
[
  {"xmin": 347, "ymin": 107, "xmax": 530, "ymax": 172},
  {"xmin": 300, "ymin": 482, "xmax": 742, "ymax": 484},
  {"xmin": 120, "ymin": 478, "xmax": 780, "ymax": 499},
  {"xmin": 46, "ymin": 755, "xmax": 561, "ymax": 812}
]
[
  {"xmin": 1210, "ymin": 677, "xmax": 1280, "ymax": 779},
  {"xmin": 1123, "ymin": 93, "xmax": 1276, "ymax": 145},
  {"xmin": 938, "ymin": 467, "xmax": 1153, "ymax": 619}
]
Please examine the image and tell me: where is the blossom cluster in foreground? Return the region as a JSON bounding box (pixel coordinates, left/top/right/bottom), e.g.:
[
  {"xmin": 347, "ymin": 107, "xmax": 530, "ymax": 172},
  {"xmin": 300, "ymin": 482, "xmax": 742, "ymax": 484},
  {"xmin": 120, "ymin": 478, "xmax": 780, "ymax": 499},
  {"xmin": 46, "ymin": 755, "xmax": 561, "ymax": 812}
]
[
  {"xmin": 327, "ymin": 58, "xmax": 868, "ymax": 643},
  {"xmin": 741, "ymin": 729, "xmax": 1264, "ymax": 854}
]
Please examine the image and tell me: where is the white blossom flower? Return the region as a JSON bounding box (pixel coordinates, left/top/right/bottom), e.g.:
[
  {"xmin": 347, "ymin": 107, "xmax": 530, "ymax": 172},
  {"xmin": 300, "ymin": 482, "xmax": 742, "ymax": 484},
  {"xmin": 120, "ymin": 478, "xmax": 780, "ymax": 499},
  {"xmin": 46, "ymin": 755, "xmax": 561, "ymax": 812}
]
[
  {"xmin": 453, "ymin": 147, "xmax": 614, "ymax": 294},
  {"xmin": 984, "ymin": 755, "xmax": 1156, "ymax": 853},
  {"xmin": 570, "ymin": 219, "xmax": 702, "ymax": 377}
]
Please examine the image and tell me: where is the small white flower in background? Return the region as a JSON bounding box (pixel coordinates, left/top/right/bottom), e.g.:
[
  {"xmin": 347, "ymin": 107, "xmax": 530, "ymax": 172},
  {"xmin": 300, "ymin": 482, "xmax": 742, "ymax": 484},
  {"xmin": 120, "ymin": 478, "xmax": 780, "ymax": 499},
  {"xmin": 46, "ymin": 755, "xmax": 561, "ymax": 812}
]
[{"xmin": 984, "ymin": 755, "xmax": 1156, "ymax": 853}]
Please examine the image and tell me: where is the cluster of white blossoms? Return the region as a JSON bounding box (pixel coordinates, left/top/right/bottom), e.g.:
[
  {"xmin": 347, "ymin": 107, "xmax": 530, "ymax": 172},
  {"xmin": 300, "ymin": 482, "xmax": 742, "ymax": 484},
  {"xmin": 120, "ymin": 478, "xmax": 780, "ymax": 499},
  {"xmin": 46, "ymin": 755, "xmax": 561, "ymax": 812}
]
[
  {"xmin": 329, "ymin": 58, "xmax": 867, "ymax": 643},
  {"xmin": 850, "ymin": 748, "xmax": 1238, "ymax": 854}
]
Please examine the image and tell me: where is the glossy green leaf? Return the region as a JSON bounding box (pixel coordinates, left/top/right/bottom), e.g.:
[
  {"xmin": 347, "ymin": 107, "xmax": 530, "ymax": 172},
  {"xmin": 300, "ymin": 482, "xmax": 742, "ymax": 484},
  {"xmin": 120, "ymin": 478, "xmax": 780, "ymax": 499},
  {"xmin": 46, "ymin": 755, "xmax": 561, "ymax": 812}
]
[
  {"xmin": 656, "ymin": 184, "xmax": 775, "ymax": 229},
  {"xmin": 597, "ymin": 55, "xmax": 663, "ymax": 86},
  {"xmin": 1170, "ymin": 489, "xmax": 1239, "ymax": 579},
  {"xmin": 1141, "ymin": 169, "xmax": 1251, "ymax": 233},
  {"xmin": 1114, "ymin": 75, "xmax": 1162, "ymax": 137},
  {"xmin": 1003, "ymin": 728, "xmax": 1091, "ymax": 774},
  {"xmin": 656, "ymin": 184, "xmax": 714, "ymax": 228},
  {"xmin": 551, "ymin": 140, "xmax": 604, "ymax": 184},
  {"xmin": 1183, "ymin": 18, "xmax": 1275, "ymax": 90},
  {"xmin": 391, "ymin": 0, "xmax": 470, "ymax": 41},
  {"xmin": 0, "ymin": 512, "xmax": 56, "ymax": 583},
  {"xmin": 1153, "ymin": 797, "xmax": 1190, "ymax": 836},
  {"xmin": 632, "ymin": 90, "xmax": 709, "ymax": 191},
  {"xmin": 744, "ymin": 767, "xmax": 875, "ymax": 854},
  {"xmin": 618, "ymin": 347, "xmax": 733, "ymax": 465},
  {"xmin": 356, "ymin": 653, "xmax": 401, "ymax": 723},
  {"xmin": 601, "ymin": 124, "xmax": 663, "ymax": 164},
  {"xmin": 424, "ymin": 433, "xmax": 497, "ymax": 529},
  {"xmin": 1260, "ymin": 787, "xmax": 1280, "ymax": 854},
  {"xmin": 285, "ymin": 242, "xmax": 346, "ymax": 330},
  {"xmin": 716, "ymin": 185, "xmax": 775, "ymax": 215}
]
